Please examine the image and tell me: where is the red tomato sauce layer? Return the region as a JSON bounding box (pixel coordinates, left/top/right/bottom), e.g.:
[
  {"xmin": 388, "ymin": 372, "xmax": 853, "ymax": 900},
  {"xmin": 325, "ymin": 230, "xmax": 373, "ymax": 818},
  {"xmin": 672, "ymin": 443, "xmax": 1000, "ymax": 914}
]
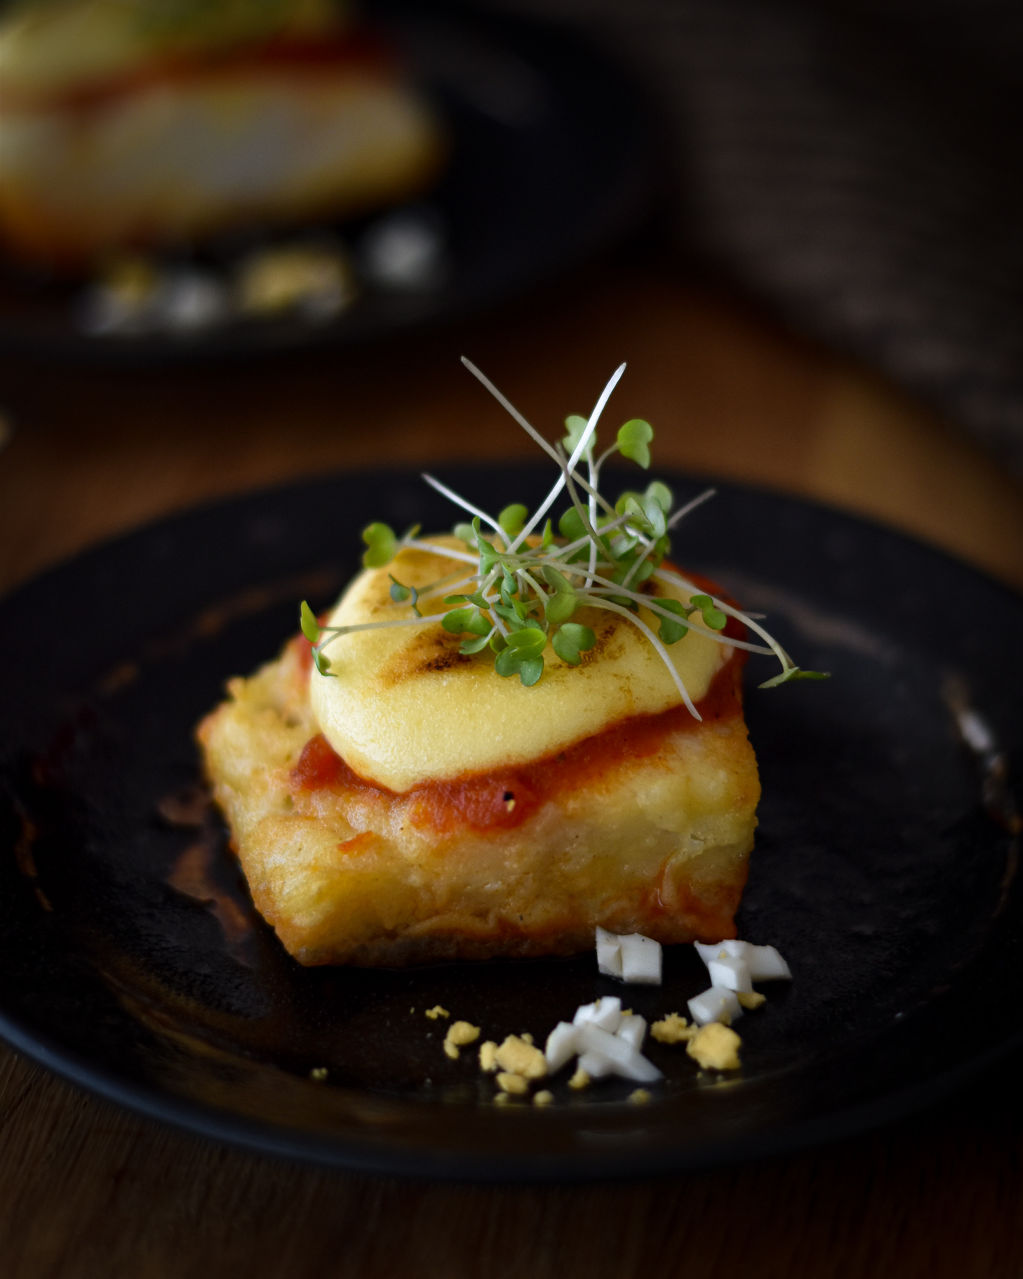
[{"xmin": 291, "ymin": 650, "xmax": 746, "ymax": 834}]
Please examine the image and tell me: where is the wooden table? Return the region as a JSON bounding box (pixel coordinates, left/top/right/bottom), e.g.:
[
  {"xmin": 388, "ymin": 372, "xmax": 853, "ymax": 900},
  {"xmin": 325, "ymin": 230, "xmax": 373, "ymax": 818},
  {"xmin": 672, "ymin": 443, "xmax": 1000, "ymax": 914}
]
[{"xmin": 1, "ymin": 255, "xmax": 1021, "ymax": 1277}]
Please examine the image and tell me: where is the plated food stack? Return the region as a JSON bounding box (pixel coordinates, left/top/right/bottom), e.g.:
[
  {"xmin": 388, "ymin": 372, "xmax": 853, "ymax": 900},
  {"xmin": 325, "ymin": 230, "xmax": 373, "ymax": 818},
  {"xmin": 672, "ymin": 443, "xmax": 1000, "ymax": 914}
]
[
  {"xmin": 0, "ymin": 0, "xmax": 444, "ymax": 270},
  {"xmin": 199, "ymin": 363, "xmax": 823, "ymax": 967}
]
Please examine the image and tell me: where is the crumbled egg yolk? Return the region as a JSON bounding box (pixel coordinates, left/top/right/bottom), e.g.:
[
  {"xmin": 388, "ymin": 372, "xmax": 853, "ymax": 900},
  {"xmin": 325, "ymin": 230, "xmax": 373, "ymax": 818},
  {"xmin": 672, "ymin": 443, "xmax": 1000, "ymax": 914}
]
[
  {"xmin": 533, "ymin": 1090, "xmax": 554, "ymax": 1107},
  {"xmin": 650, "ymin": 1012, "xmax": 696, "ymax": 1044},
  {"xmin": 424, "ymin": 1005, "xmax": 450, "ymax": 1021},
  {"xmin": 496, "ymin": 1072, "xmax": 530, "ymax": 1096},
  {"xmin": 568, "ymin": 1066, "xmax": 591, "ymax": 1090},
  {"xmin": 628, "ymin": 1089, "xmax": 652, "ymax": 1105},
  {"xmin": 443, "ymin": 1020, "xmax": 480, "ymax": 1060},
  {"xmin": 737, "ymin": 990, "xmax": 767, "ymax": 1010},
  {"xmin": 686, "ymin": 1022, "xmax": 742, "ymax": 1071},
  {"xmin": 478, "ymin": 1041, "xmax": 499, "ymax": 1072},
  {"xmin": 494, "ymin": 1034, "xmax": 548, "ymax": 1080}
]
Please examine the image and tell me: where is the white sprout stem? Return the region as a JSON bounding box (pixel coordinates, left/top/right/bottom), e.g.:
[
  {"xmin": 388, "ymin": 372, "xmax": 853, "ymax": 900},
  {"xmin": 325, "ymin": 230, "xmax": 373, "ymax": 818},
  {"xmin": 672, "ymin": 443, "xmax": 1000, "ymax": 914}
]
[
  {"xmin": 587, "ymin": 444, "xmax": 599, "ymax": 586},
  {"xmin": 667, "ymin": 486, "xmax": 717, "ymax": 529},
  {"xmin": 556, "ymin": 508, "xmax": 635, "ymax": 559},
  {"xmin": 507, "ymin": 363, "xmax": 626, "ymax": 554},
  {"xmin": 459, "ymin": 358, "xmax": 618, "ymax": 526},
  {"xmin": 556, "ymin": 443, "xmax": 618, "ymax": 521},
  {"xmin": 420, "ymin": 473, "xmax": 504, "ymax": 539},
  {"xmin": 614, "ymin": 489, "xmax": 717, "ymax": 592},
  {"xmin": 651, "ymin": 566, "xmax": 789, "ymax": 663},
  {"xmin": 414, "ymin": 571, "xmax": 483, "ymax": 604},
  {"xmin": 319, "ymin": 614, "xmax": 437, "ymax": 654},
  {"xmin": 561, "ymin": 463, "xmax": 607, "ymax": 588},
  {"xmin": 461, "ymin": 357, "xmax": 564, "ymax": 468},
  {"xmin": 516, "ymin": 567, "xmax": 546, "ymax": 602},
  {"xmin": 586, "ymin": 596, "xmax": 700, "ymax": 718},
  {"xmin": 580, "ymin": 569, "xmax": 774, "ymax": 656},
  {"xmin": 405, "ymin": 537, "xmax": 480, "ymax": 567}
]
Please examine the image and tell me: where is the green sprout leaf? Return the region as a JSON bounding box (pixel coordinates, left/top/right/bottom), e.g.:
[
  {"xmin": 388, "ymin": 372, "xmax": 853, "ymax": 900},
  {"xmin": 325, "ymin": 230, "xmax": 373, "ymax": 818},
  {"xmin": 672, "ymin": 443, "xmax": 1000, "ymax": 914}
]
[
  {"xmin": 361, "ymin": 522, "xmax": 397, "ymax": 568},
  {"xmin": 617, "ymin": 419, "xmax": 654, "ymax": 469},
  {"xmin": 558, "ymin": 507, "xmax": 587, "ymax": 543},
  {"xmin": 654, "ymin": 597, "xmax": 689, "ymax": 644},
  {"xmin": 562, "ymin": 414, "xmax": 589, "ymax": 454},
  {"xmin": 442, "ymin": 606, "xmax": 491, "ymax": 637},
  {"xmin": 517, "ymin": 656, "xmax": 544, "ymax": 686},
  {"xmin": 645, "ymin": 480, "xmax": 673, "ymax": 513},
  {"xmin": 690, "ymin": 593, "xmax": 727, "ymax": 631},
  {"xmin": 552, "ymin": 622, "xmax": 596, "ymax": 665},
  {"xmin": 498, "ymin": 503, "xmax": 528, "ymax": 538},
  {"xmin": 505, "ymin": 626, "xmax": 547, "ymax": 658},
  {"xmin": 313, "ymin": 649, "xmax": 333, "ymax": 677},
  {"xmin": 459, "ymin": 632, "xmax": 494, "ymax": 655},
  {"xmin": 299, "ymin": 600, "xmax": 321, "ymax": 644}
]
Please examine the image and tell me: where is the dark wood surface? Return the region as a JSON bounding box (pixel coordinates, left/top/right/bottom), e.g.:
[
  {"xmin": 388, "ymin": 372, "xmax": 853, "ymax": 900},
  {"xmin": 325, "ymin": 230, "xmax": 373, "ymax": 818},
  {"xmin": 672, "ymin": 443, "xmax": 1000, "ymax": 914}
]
[{"xmin": 1, "ymin": 258, "xmax": 1021, "ymax": 1278}]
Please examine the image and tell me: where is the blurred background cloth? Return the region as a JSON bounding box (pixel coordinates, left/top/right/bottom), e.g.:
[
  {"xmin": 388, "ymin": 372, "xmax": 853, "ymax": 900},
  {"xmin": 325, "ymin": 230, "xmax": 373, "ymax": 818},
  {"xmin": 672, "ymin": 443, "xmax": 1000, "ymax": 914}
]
[{"xmin": 473, "ymin": 0, "xmax": 1023, "ymax": 467}]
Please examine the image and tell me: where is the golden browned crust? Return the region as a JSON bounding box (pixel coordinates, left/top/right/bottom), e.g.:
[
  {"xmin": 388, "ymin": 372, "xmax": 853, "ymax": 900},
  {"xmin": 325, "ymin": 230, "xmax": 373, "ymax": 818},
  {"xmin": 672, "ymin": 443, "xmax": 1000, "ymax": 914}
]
[{"xmin": 197, "ymin": 636, "xmax": 760, "ymax": 967}]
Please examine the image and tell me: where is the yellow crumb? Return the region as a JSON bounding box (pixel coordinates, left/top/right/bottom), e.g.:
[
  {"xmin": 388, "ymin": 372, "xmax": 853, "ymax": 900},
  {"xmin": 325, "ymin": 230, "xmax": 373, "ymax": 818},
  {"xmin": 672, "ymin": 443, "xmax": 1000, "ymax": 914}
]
[
  {"xmin": 533, "ymin": 1090, "xmax": 554, "ymax": 1107},
  {"xmin": 520, "ymin": 1032, "xmax": 534, "ymax": 1045},
  {"xmin": 478, "ymin": 1041, "xmax": 499, "ymax": 1072},
  {"xmin": 686, "ymin": 1022, "xmax": 742, "ymax": 1071},
  {"xmin": 496, "ymin": 1072, "xmax": 530, "ymax": 1095},
  {"xmin": 308, "ymin": 1066, "xmax": 328, "ymax": 1082},
  {"xmin": 494, "ymin": 1034, "xmax": 548, "ymax": 1080},
  {"xmin": 493, "ymin": 1092, "xmax": 511, "ymax": 1107},
  {"xmin": 425, "ymin": 1005, "xmax": 450, "ymax": 1020},
  {"xmin": 628, "ymin": 1089, "xmax": 651, "ymax": 1105},
  {"xmin": 443, "ymin": 1020, "xmax": 480, "ymax": 1059},
  {"xmin": 568, "ymin": 1067, "xmax": 591, "ymax": 1091},
  {"xmin": 650, "ymin": 1012, "xmax": 696, "ymax": 1044},
  {"xmin": 737, "ymin": 990, "xmax": 767, "ymax": 1010}
]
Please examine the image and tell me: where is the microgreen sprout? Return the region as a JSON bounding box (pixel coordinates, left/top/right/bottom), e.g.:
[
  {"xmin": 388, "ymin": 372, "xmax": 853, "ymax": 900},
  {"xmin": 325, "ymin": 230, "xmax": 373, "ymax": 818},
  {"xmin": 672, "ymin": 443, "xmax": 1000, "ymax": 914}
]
[{"xmin": 301, "ymin": 361, "xmax": 829, "ymax": 707}]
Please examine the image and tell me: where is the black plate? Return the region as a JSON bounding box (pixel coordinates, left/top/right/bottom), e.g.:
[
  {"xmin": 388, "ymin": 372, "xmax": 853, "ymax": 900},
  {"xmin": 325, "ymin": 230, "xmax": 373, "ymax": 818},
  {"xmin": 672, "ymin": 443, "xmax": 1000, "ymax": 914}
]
[
  {"xmin": 1, "ymin": 466, "xmax": 1020, "ymax": 1181},
  {"xmin": 0, "ymin": 3, "xmax": 655, "ymax": 363}
]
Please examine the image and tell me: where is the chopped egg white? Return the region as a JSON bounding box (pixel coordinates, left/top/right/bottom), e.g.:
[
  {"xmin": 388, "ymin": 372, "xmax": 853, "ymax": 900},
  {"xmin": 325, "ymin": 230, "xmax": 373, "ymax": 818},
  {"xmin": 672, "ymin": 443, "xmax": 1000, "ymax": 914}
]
[
  {"xmin": 688, "ymin": 985, "xmax": 742, "ymax": 1026},
  {"xmin": 544, "ymin": 997, "xmax": 660, "ymax": 1084},
  {"xmin": 572, "ymin": 996, "xmax": 623, "ymax": 1032},
  {"xmin": 595, "ymin": 927, "xmax": 662, "ymax": 984},
  {"xmin": 575, "ymin": 1023, "xmax": 661, "ymax": 1083},
  {"xmin": 616, "ymin": 1013, "xmax": 648, "ymax": 1051},
  {"xmin": 619, "ymin": 932, "xmax": 663, "ymax": 984},
  {"xmin": 695, "ymin": 940, "xmax": 792, "ymax": 983},
  {"xmin": 595, "ymin": 926, "xmax": 624, "ymax": 978},
  {"xmin": 543, "ymin": 1022, "xmax": 580, "ymax": 1074},
  {"xmin": 706, "ymin": 952, "xmax": 754, "ymax": 994}
]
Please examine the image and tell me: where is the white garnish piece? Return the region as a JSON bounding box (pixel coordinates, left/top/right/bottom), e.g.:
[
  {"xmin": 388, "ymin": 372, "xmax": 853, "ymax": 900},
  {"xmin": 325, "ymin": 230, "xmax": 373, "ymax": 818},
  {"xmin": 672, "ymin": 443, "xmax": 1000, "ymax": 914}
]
[
  {"xmin": 577, "ymin": 1051, "xmax": 614, "ymax": 1079},
  {"xmin": 618, "ymin": 932, "xmax": 663, "ymax": 984},
  {"xmin": 694, "ymin": 939, "xmax": 792, "ymax": 982},
  {"xmin": 595, "ymin": 926, "xmax": 624, "ymax": 978},
  {"xmin": 572, "ymin": 996, "xmax": 622, "ymax": 1033},
  {"xmin": 706, "ymin": 953, "xmax": 754, "ymax": 993},
  {"xmin": 694, "ymin": 939, "xmax": 742, "ymax": 965},
  {"xmin": 688, "ymin": 986, "xmax": 742, "ymax": 1026},
  {"xmin": 575, "ymin": 1023, "xmax": 662, "ymax": 1083},
  {"xmin": 745, "ymin": 945, "xmax": 792, "ymax": 982},
  {"xmin": 544, "ymin": 1021, "xmax": 580, "ymax": 1073},
  {"xmin": 616, "ymin": 1013, "xmax": 648, "ymax": 1051}
]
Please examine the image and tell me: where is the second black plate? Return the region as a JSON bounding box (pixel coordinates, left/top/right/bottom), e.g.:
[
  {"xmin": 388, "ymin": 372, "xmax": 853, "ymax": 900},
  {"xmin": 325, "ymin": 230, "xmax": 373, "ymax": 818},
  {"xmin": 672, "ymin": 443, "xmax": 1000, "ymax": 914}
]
[{"xmin": 0, "ymin": 4, "xmax": 655, "ymax": 362}]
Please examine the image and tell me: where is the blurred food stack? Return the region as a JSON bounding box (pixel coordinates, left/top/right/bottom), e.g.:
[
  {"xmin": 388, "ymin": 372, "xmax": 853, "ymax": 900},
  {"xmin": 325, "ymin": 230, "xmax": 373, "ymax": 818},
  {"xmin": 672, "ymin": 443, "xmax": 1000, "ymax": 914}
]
[{"xmin": 0, "ymin": 0, "xmax": 445, "ymax": 272}]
